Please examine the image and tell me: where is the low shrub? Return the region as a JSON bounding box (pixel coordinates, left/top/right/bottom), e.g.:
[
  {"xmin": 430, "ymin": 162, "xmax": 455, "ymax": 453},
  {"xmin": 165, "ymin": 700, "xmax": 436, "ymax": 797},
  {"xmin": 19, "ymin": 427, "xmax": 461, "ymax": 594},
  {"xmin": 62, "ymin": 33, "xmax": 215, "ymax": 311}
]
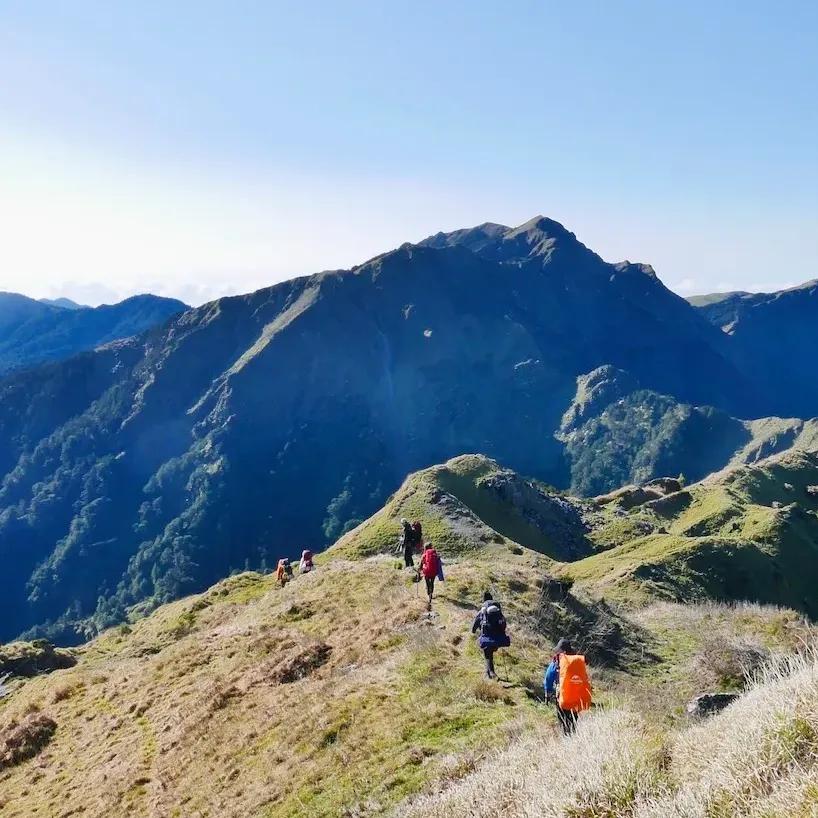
[
  {"xmin": 473, "ymin": 679, "xmax": 513, "ymax": 704},
  {"xmin": 0, "ymin": 714, "xmax": 58, "ymax": 770}
]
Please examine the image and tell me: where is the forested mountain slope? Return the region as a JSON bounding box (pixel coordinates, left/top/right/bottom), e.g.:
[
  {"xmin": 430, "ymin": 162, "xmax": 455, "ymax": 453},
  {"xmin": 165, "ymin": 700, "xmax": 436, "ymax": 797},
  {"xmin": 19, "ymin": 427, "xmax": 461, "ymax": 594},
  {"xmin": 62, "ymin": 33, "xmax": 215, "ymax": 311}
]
[{"xmin": 0, "ymin": 217, "xmax": 816, "ymax": 642}]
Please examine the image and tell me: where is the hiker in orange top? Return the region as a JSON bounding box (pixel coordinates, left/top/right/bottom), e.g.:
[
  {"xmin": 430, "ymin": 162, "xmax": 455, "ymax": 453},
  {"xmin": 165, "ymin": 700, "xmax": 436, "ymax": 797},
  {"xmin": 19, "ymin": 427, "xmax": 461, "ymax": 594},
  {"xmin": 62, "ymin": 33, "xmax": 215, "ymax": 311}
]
[
  {"xmin": 544, "ymin": 638, "xmax": 592, "ymax": 735},
  {"xmin": 418, "ymin": 542, "xmax": 444, "ymax": 609},
  {"xmin": 276, "ymin": 558, "xmax": 292, "ymax": 586}
]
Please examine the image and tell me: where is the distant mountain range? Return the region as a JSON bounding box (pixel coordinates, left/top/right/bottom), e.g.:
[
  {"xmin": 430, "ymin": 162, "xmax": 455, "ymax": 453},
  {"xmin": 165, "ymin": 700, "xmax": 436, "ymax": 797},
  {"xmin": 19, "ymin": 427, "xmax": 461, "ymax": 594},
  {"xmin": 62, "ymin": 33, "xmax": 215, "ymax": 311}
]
[
  {"xmin": 0, "ymin": 217, "xmax": 816, "ymax": 643},
  {"xmin": 0, "ymin": 292, "xmax": 188, "ymax": 374},
  {"xmin": 38, "ymin": 297, "xmax": 86, "ymax": 310},
  {"xmin": 689, "ymin": 280, "xmax": 818, "ymax": 417}
]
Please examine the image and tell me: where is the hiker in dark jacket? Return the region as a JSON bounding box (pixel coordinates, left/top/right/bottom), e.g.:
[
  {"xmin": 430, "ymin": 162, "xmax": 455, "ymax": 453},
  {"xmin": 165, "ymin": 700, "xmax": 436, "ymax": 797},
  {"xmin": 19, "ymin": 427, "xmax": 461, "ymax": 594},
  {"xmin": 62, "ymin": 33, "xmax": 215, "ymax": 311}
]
[
  {"xmin": 472, "ymin": 591, "xmax": 511, "ymax": 680},
  {"xmin": 544, "ymin": 638, "xmax": 579, "ymax": 735},
  {"xmin": 399, "ymin": 518, "xmax": 416, "ymax": 568}
]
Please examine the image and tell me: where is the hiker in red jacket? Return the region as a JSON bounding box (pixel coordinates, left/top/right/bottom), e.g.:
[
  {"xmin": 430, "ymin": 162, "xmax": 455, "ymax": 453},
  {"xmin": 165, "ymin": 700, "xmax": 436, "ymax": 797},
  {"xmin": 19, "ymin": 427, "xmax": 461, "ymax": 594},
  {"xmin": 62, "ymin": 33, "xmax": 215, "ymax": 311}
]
[{"xmin": 419, "ymin": 542, "xmax": 444, "ymax": 609}]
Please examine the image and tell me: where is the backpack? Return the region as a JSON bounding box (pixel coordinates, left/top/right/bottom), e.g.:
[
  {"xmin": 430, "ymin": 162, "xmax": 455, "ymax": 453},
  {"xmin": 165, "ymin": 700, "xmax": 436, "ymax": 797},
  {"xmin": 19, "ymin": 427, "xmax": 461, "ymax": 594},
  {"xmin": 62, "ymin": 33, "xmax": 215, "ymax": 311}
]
[
  {"xmin": 421, "ymin": 548, "xmax": 439, "ymax": 578},
  {"xmin": 481, "ymin": 602, "xmax": 507, "ymax": 638},
  {"xmin": 411, "ymin": 522, "xmax": 423, "ymax": 547},
  {"xmin": 558, "ymin": 654, "xmax": 592, "ymax": 711},
  {"xmin": 276, "ymin": 559, "xmax": 289, "ymax": 583}
]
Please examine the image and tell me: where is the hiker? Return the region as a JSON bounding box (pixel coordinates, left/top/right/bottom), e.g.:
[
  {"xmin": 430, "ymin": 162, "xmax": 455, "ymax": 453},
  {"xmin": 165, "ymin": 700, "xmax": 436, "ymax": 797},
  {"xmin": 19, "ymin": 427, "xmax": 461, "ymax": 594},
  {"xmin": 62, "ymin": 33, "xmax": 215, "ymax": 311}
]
[
  {"xmin": 399, "ymin": 518, "xmax": 417, "ymax": 568},
  {"xmin": 299, "ymin": 549, "xmax": 314, "ymax": 573},
  {"xmin": 418, "ymin": 542, "xmax": 443, "ymax": 608},
  {"xmin": 544, "ymin": 638, "xmax": 592, "ymax": 735},
  {"xmin": 471, "ymin": 591, "xmax": 510, "ymax": 679},
  {"xmin": 275, "ymin": 558, "xmax": 290, "ymax": 586}
]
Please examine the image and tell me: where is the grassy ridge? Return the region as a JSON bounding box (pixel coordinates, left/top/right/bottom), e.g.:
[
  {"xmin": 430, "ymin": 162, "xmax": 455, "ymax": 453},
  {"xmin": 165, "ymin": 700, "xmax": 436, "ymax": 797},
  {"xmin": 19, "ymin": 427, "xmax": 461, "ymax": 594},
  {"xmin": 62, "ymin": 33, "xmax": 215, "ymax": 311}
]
[
  {"xmin": 0, "ymin": 559, "xmax": 558, "ymax": 817},
  {"xmin": 2, "ymin": 451, "xmax": 818, "ymax": 816},
  {"xmin": 564, "ymin": 450, "xmax": 818, "ymax": 614}
]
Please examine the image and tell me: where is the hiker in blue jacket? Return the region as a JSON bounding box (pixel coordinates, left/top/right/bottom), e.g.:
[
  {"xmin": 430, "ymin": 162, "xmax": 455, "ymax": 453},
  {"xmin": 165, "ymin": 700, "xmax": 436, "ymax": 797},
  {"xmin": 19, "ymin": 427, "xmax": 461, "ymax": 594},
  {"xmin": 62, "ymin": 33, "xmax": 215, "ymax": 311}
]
[
  {"xmin": 472, "ymin": 591, "xmax": 511, "ymax": 680},
  {"xmin": 544, "ymin": 638, "xmax": 578, "ymax": 735}
]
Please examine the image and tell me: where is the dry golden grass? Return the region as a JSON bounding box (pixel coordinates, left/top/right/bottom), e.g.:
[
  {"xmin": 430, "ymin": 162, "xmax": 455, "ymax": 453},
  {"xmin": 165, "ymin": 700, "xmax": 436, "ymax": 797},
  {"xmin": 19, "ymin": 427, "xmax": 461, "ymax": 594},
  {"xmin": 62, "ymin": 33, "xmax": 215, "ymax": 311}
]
[
  {"xmin": 636, "ymin": 650, "xmax": 818, "ymax": 817},
  {"xmin": 399, "ymin": 709, "xmax": 658, "ymax": 818},
  {"xmin": 2, "ymin": 472, "xmax": 817, "ymax": 818},
  {"xmin": 472, "ymin": 679, "xmax": 514, "ymax": 705},
  {"xmin": 0, "ymin": 557, "xmax": 557, "ymax": 818},
  {"xmin": 401, "ymin": 647, "xmax": 818, "ymax": 818}
]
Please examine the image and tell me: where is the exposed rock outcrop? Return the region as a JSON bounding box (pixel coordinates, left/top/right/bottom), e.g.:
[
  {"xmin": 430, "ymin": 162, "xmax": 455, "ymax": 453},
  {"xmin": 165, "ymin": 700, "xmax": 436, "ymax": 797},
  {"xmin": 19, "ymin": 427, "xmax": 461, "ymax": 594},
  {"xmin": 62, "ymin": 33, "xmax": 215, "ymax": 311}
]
[
  {"xmin": 478, "ymin": 471, "xmax": 590, "ymax": 559},
  {"xmin": 0, "ymin": 640, "xmax": 76, "ymax": 678},
  {"xmin": 686, "ymin": 692, "xmax": 740, "ymax": 718}
]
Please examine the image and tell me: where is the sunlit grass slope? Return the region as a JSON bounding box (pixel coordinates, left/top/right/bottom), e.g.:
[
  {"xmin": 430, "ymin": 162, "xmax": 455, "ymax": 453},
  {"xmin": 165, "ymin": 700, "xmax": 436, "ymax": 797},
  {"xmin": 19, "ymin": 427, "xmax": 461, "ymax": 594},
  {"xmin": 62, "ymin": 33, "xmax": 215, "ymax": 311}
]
[
  {"xmin": 564, "ymin": 450, "xmax": 818, "ymax": 614},
  {"xmin": 401, "ymin": 648, "xmax": 818, "ymax": 818},
  {"xmin": 2, "ymin": 451, "xmax": 818, "ymax": 817}
]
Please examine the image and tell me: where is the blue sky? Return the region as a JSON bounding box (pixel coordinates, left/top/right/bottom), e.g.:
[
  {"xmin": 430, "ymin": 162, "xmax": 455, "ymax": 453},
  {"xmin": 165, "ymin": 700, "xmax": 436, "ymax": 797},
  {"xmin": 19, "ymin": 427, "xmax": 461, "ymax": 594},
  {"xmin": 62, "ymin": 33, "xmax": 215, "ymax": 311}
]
[{"xmin": 1, "ymin": 1, "xmax": 816, "ymax": 305}]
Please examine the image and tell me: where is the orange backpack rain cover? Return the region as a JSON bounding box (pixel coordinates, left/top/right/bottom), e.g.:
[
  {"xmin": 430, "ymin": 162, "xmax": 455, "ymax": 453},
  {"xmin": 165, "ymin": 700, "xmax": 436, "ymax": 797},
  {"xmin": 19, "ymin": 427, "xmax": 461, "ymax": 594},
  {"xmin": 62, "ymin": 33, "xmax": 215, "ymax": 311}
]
[{"xmin": 558, "ymin": 654, "xmax": 592, "ymax": 711}]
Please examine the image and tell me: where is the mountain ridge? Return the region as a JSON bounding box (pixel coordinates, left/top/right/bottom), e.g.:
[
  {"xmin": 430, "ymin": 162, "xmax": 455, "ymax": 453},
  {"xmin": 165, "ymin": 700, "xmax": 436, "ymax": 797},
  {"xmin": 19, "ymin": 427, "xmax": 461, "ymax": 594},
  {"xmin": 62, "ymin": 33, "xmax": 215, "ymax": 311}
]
[
  {"xmin": 0, "ymin": 291, "xmax": 188, "ymax": 375},
  {"xmin": 690, "ymin": 278, "xmax": 818, "ymax": 416},
  {"xmin": 0, "ymin": 216, "xmax": 816, "ymax": 643},
  {"xmin": 2, "ymin": 449, "xmax": 818, "ymax": 816},
  {"xmin": 38, "ymin": 297, "xmax": 86, "ymax": 310}
]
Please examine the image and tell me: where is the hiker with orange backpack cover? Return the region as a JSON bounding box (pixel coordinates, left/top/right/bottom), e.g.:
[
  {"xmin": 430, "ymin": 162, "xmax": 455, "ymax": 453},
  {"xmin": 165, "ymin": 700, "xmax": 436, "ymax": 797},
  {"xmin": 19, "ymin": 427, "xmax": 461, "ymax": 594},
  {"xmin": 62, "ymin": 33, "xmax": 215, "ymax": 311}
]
[
  {"xmin": 418, "ymin": 542, "xmax": 443, "ymax": 608},
  {"xmin": 544, "ymin": 638, "xmax": 592, "ymax": 735}
]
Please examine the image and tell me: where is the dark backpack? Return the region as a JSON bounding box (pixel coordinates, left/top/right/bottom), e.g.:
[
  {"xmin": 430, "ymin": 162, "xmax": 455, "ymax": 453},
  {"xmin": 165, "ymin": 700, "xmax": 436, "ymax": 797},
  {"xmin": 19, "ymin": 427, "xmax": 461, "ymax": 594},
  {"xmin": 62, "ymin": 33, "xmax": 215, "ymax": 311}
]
[
  {"xmin": 482, "ymin": 602, "xmax": 507, "ymax": 638},
  {"xmin": 411, "ymin": 522, "xmax": 423, "ymax": 546}
]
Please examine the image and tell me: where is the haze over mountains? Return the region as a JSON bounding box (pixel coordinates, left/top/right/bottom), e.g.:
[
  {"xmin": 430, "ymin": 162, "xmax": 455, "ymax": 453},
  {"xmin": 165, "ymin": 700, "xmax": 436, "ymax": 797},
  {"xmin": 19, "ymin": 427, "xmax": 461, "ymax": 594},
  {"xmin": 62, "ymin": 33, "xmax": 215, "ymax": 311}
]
[
  {"xmin": 0, "ymin": 291, "xmax": 188, "ymax": 375},
  {"xmin": 0, "ymin": 216, "xmax": 816, "ymax": 643},
  {"xmin": 38, "ymin": 297, "xmax": 85, "ymax": 310}
]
